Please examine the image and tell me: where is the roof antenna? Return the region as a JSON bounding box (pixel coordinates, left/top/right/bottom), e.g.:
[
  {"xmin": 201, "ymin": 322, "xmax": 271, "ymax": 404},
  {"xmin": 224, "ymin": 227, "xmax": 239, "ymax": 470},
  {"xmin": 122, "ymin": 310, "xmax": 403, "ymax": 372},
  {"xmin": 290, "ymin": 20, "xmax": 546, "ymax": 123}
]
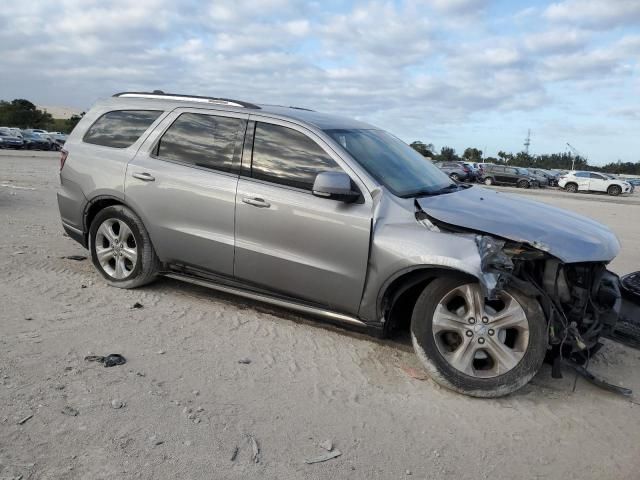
[{"xmin": 152, "ymin": 90, "xmax": 165, "ymax": 94}]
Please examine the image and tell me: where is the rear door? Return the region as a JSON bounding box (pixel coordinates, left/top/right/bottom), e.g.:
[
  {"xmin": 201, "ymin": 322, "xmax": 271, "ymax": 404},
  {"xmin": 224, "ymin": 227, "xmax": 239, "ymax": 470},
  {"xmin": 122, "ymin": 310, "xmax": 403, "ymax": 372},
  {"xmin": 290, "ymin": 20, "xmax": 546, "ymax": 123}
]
[
  {"xmin": 234, "ymin": 118, "xmax": 372, "ymax": 314},
  {"xmin": 125, "ymin": 108, "xmax": 248, "ymax": 276},
  {"xmin": 574, "ymin": 171, "xmax": 590, "ymax": 190},
  {"xmin": 492, "ymin": 166, "xmax": 507, "ymax": 183}
]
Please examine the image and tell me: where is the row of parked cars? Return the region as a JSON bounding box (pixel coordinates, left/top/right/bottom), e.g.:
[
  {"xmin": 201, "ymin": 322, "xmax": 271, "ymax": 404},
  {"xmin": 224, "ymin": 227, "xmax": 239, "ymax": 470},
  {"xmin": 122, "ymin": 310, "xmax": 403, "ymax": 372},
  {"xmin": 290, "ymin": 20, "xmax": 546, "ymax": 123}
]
[
  {"xmin": 0, "ymin": 127, "xmax": 67, "ymax": 151},
  {"xmin": 434, "ymin": 161, "xmax": 637, "ymax": 196},
  {"xmin": 434, "ymin": 161, "xmax": 560, "ymax": 188}
]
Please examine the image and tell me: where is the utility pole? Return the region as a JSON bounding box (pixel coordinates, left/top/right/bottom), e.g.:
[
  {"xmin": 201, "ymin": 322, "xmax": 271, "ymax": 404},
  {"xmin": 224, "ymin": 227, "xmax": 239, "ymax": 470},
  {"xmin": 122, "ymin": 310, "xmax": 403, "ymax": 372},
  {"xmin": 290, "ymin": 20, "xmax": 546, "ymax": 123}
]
[
  {"xmin": 566, "ymin": 143, "xmax": 584, "ymax": 171},
  {"xmin": 524, "ymin": 129, "xmax": 531, "ymax": 155}
]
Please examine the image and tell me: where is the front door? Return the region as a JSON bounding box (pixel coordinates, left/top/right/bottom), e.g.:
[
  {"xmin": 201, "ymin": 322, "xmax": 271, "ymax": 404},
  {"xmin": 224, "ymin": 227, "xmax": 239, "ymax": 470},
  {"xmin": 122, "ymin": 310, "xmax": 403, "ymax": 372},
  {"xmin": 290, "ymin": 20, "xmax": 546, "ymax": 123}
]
[
  {"xmin": 234, "ymin": 119, "xmax": 372, "ymax": 314},
  {"xmin": 589, "ymin": 173, "xmax": 608, "ymax": 192},
  {"xmin": 125, "ymin": 108, "xmax": 248, "ymax": 276}
]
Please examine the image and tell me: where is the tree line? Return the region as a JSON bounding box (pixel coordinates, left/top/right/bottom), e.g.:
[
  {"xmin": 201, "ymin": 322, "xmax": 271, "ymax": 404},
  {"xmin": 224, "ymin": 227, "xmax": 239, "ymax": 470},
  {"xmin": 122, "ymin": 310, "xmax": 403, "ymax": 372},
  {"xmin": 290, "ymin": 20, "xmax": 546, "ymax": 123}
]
[
  {"xmin": 409, "ymin": 141, "xmax": 640, "ymax": 176},
  {"xmin": 0, "ymin": 99, "xmax": 84, "ymax": 133}
]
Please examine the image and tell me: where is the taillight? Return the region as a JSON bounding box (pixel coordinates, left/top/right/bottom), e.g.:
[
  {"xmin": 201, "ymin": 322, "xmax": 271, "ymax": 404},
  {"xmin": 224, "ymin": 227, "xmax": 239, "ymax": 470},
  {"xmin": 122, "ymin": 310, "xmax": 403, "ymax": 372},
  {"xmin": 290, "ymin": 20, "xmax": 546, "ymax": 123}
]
[
  {"xmin": 60, "ymin": 149, "xmax": 68, "ymax": 171},
  {"xmin": 463, "ymin": 166, "xmax": 470, "ymax": 172}
]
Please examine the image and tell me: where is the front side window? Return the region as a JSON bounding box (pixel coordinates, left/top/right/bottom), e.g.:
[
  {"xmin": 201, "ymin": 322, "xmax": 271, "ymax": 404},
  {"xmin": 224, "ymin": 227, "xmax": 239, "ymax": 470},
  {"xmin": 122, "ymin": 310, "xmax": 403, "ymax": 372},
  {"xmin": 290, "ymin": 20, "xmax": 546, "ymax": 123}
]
[
  {"xmin": 590, "ymin": 173, "xmax": 604, "ymax": 180},
  {"xmin": 157, "ymin": 113, "xmax": 246, "ymax": 173},
  {"xmin": 251, "ymin": 123, "xmax": 342, "ymax": 190},
  {"xmin": 84, "ymin": 110, "xmax": 162, "ymax": 148},
  {"xmin": 506, "ymin": 167, "xmax": 517, "ymax": 174},
  {"xmin": 324, "ymin": 129, "xmax": 451, "ymax": 197}
]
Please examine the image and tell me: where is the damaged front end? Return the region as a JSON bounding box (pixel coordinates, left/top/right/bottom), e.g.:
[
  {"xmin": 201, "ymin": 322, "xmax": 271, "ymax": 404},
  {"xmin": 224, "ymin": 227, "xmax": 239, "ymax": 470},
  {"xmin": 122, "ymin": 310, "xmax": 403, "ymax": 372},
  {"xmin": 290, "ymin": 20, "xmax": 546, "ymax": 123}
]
[{"xmin": 474, "ymin": 232, "xmax": 640, "ymax": 391}]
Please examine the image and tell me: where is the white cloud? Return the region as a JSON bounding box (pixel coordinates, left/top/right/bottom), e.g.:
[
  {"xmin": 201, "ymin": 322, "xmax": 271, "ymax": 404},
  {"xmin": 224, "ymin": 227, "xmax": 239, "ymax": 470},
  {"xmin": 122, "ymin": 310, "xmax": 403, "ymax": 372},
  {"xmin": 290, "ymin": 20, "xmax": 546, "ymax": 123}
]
[
  {"xmin": 524, "ymin": 29, "xmax": 591, "ymax": 54},
  {"xmin": 0, "ymin": 0, "xmax": 638, "ymax": 162},
  {"xmin": 544, "ymin": 0, "xmax": 640, "ymax": 29}
]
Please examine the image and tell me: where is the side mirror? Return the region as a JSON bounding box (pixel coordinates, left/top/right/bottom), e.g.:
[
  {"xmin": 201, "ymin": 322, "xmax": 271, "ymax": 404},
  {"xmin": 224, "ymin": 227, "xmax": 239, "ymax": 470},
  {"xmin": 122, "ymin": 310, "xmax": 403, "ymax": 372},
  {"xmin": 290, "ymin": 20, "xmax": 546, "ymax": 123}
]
[{"xmin": 312, "ymin": 171, "xmax": 360, "ymax": 203}]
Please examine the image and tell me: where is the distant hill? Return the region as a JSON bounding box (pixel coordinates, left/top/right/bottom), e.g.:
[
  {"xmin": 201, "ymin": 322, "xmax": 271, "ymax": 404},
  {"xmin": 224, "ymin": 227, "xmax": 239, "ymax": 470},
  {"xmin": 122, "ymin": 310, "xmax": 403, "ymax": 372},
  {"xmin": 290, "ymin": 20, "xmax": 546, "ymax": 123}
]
[{"xmin": 36, "ymin": 105, "xmax": 83, "ymax": 119}]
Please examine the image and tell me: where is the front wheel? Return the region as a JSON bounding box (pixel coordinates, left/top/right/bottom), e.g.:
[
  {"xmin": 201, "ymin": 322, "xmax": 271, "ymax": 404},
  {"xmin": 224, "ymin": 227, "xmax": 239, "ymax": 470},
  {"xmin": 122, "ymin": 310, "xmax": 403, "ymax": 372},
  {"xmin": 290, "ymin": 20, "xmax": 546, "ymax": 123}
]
[
  {"xmin": 410, "ymin": 276, "xmax": 547, "ymax": 397},
  {"xmin": 89, "ymin": 205, "xmax": 160, "ymax": 288},
  {"xmin": 517, "ymin": 180, "xmax": 529, "ymax": 188},
  {"xmin": 483, "ymin": 177, "xmax": 493, "ymax": 186},
  {"xmin": 607, "ymin": 185, "xmax": 622, "ymax": 196},
  {"xmin": 450, "ymin": 173, "xmax": 460, "ymax": 182},
  {"xmin": 565, "ymin": 183, "xmax": 578, "ymax": 193}
]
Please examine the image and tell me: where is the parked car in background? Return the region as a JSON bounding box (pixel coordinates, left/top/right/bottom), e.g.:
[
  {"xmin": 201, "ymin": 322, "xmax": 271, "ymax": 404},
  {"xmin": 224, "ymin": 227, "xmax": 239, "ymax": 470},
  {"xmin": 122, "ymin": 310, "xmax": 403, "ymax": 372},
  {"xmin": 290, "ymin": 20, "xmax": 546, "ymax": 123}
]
[
  {"xmin": 22, "ymin": 132, "xmax": 52, "ymax": 150},
  {"xmin": 56, "ymin": 90, "xmax": 635, "ymax": 398},
  {"xmin": 434, "ymin": 161, "xmax": 473, "ymax": 182},
  {"xmin": 627, "ymin": 178, "xmax": 640, "ymax": 187},
  {"xmin": 39, "ymin": 133, "xmax": 62, "ymax": 150},
  {"xmin": 462, "ymin": 162, "xmax": 479, "ymax": 181},
  {"xmin": 0, "ymin": 131, "xmax": 25, "ymax": 149},
  {"xmin": 529, "ymin": 168, "xmax": 558, "ymax": 187},
  {"xmin": 49, "ymin": 132, "xmax": 68, "ymax": 147},
  {"xmin": 526, "ymin": 168, "xmax": 550, "ymax": 187},
  {"xmin": 558, "ymin": 171, "xmax": 632, "ymax": 196},
  {"xmin": 479, "ymin": 164, "xmax": 539, "ymax": 188}
]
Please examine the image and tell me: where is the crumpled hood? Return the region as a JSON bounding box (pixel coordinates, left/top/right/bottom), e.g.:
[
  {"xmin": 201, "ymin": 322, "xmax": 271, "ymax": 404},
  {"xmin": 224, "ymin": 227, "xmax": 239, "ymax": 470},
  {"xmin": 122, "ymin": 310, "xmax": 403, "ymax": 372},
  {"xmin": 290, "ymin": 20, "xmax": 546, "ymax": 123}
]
[{"xmin": 416, "ymin": 186, "xmax": 620, "ymax": 263}]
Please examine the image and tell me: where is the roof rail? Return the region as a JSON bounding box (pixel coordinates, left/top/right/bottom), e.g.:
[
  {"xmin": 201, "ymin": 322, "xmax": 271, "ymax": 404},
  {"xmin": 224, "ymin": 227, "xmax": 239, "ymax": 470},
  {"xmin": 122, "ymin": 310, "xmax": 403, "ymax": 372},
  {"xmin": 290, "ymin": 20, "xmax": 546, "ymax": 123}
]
[{"xmin": 112, "ymin": 91, "xmax": 261, "ymax": 109}]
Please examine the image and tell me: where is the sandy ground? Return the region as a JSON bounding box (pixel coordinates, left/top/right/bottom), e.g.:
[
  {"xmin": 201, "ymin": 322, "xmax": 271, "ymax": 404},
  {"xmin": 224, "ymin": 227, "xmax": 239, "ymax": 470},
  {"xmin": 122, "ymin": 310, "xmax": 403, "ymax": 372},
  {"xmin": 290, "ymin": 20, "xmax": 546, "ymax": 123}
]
[{"xmin": 1, "ymin": 150, "xmax": 639, "ymax": 480}]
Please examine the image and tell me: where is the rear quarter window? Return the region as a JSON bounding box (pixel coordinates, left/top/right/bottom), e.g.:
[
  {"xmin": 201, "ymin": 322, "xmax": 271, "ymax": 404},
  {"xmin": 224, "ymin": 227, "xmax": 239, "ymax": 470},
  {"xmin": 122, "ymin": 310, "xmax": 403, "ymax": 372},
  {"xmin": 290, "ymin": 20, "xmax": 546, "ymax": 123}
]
[{"xmin": 83, "ymin": 110, "xmax": 162, "ymax": 148}]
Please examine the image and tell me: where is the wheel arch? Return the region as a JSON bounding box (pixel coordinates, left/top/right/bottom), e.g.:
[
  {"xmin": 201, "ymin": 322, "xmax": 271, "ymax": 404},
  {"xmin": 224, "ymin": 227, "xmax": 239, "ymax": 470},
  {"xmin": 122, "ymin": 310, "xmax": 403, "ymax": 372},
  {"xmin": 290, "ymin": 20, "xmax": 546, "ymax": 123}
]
[
  {"xmin": 379, "ymin": 266, "xmax": 478, "ymax": 337},
  {"xmin": 83, "ymin": 195, "xmax": 146, "ymax": 245}
]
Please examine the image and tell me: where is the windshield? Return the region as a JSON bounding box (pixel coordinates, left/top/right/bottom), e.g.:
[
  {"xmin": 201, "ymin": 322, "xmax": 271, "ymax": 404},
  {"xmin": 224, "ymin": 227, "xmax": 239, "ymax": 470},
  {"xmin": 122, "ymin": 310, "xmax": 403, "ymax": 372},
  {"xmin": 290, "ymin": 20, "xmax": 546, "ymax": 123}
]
[{"xmin": 324, "ymin": 129, "xmax": 452, "ymax": 197}]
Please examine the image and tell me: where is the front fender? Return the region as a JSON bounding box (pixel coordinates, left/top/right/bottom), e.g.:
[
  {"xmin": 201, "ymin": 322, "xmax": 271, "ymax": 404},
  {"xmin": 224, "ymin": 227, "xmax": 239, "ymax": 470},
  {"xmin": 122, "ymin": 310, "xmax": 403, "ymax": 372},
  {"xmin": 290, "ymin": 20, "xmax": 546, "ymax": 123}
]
[{"xmin": 358, "ymin": 221, "xmax": 490, "ymax": 324}]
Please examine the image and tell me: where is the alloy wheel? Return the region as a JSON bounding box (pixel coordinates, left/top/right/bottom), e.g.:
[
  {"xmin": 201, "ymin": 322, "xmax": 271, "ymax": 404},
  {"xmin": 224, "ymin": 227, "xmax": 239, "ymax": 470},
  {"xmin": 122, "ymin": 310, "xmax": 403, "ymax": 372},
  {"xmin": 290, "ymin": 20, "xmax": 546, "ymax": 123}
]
[
  {"xmin": 431, "ymin": 283, "xmax": 529, "ymax": 378},
  {"xmin": 94, "ymin": 218, "xmax": 138, "ymax": 279}
]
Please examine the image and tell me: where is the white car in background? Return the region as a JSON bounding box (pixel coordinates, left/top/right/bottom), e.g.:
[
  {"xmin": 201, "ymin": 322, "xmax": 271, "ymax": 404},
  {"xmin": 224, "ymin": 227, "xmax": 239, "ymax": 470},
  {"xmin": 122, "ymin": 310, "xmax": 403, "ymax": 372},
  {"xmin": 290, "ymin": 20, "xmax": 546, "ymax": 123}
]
[{"xmin": 559, "ymin": 171, "xmax": 633, "ymax": 196}]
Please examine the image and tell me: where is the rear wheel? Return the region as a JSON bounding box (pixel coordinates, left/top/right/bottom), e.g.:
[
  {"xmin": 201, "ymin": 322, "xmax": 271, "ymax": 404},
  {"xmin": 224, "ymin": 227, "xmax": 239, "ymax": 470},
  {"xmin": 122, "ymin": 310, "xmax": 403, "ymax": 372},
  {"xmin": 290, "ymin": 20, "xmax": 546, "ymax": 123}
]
[
  {"xmin": 89, "ymin": 205, "xmax": 160, "ymax": 288},
  {"xmin": 450, "ymin": 173, "xmax": 460, "ymax": 182},
  {"xmin": 565, "ymin": 182, "xmax": 578, "ymax": 193},
  {"xmin": 607, "ymin": 185, "xmax": 622, "ymax": 196},
  {"xmin": 410, "ymin": 276, "xmax": 547, "ymax": 397}
]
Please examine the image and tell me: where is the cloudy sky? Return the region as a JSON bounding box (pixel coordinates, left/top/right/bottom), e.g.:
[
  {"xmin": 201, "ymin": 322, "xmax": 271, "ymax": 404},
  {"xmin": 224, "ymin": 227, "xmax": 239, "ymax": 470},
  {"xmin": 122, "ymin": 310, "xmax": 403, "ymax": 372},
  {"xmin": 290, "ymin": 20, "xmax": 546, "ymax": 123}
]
[{"xmin": 1, "ymin": 0, "xmax": 639, "ymax": 164}]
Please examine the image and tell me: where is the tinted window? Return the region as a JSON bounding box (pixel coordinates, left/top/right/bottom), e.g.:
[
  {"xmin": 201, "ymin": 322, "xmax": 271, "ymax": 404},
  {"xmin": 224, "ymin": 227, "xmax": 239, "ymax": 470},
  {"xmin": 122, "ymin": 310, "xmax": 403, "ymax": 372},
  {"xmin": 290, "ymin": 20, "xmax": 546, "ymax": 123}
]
[
  {"xmin": 252, "ymin": 123, "xmax": 342, "ymax": 190},
  {"xmin": 84, "ymin": 110, "xmax": 162, "ymax": 148},
  {"xmin": 575, "ymin": 171, "xmax": 590, "ymax": 178},
  {"xmin": 157, "ymin": 113, "xmax": 245, "ymax": 173},
  {"xmin": 590, "ymin": 173, "xmax": 604, "ymax": 179},
  {"xmin": 505, "ymin": 167, "xmax": 517, "ymax": 174}
]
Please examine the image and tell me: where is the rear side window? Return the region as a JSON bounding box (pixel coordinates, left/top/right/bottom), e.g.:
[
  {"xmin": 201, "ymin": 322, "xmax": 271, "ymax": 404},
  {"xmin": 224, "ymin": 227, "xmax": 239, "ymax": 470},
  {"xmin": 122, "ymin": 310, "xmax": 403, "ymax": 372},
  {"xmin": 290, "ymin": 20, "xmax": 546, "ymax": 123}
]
[
  {"xmin": 575, "ymin": 172, "xmax": 589, "ymax": 178},
  {"xmin": 84, "ymin": 110, "xmax": 162, "ymax": 148},
  {"xmin": 251, "ymin": 123, "xmax": 342, "ymax": 190},
  {"xmin": 156, "ymin": 113, "xmax": 246, "ymax": 173}
]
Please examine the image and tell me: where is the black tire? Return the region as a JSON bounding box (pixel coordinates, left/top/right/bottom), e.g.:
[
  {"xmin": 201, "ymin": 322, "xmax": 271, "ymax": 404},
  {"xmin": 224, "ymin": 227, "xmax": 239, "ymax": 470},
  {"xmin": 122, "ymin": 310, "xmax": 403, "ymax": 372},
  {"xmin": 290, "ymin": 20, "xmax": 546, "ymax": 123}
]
[
  {"xmin": 565, "ymin": 182, "xmax": 578, "ymax": 193},
  {"xmin": 607, "ymin": 185, "xmax": 622, "ymax": 196},
  {"xmin": 410, "ymin": 275, "xmax": 547, "ymax": 397},
  {"xmin": 89, "ymin": 205, "xmax": 160, "ymax": 289},
  {"xmin": 450, "ymin": 173, "xmax": 460, "ymax": 182},
  {"xmin": 483, "ymin": 177, "xmax": 493, "ymax": 186},
  {"xmin": 517, "ymin": 179, "xmax": 529, "ymax": 189}
]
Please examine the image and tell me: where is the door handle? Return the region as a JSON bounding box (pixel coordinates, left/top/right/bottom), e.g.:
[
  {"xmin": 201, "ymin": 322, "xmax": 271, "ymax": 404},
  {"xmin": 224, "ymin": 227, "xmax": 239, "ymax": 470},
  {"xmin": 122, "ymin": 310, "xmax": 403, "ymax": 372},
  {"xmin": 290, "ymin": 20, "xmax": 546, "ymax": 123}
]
[
  {"xmin": 242, "ymin": 197, "xmax": 271, "ymax": 208},
  {"xmin": 132, "ymin": 172, "xmax": 155, "ymax": 182}
]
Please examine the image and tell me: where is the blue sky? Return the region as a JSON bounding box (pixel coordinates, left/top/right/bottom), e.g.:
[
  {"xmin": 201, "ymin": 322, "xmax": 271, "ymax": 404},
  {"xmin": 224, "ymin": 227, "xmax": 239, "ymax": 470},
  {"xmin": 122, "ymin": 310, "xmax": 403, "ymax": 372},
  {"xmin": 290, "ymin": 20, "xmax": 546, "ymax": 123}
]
[{"xmin": 1, "ymin": 0, "xmax": 639, "ymax": 164}]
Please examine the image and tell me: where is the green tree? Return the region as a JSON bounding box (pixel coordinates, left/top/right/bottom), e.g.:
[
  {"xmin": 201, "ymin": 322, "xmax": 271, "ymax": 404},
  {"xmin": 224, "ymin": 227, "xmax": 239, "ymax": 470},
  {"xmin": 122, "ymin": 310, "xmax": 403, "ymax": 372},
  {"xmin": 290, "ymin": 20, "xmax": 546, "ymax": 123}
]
[
  {"xmin": 462, "ymin": 147, "xmax": 483, "ymax": 162},
  {"xmin": 0, "ymin": 99, "xmax": 53, "ymax": 128},
  {"xmin": 409, "ymin": 141, "xmax": 435, "ymax": 158},
  {"xmin": 436, "ymin": 146, "xmax": 458, "ymax": 162},
  {"xmin": 65, "ymin": 112, "xmax": 85, "ymax": 132}
]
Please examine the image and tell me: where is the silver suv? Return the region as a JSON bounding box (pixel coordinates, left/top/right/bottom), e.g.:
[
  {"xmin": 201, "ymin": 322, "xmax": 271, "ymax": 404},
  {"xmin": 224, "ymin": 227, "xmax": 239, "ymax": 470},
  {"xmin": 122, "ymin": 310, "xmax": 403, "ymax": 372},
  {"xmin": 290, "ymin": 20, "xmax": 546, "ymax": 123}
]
[{"xmin": 58, "ymin": 91, "xmax": 633, "ymax": 397}]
